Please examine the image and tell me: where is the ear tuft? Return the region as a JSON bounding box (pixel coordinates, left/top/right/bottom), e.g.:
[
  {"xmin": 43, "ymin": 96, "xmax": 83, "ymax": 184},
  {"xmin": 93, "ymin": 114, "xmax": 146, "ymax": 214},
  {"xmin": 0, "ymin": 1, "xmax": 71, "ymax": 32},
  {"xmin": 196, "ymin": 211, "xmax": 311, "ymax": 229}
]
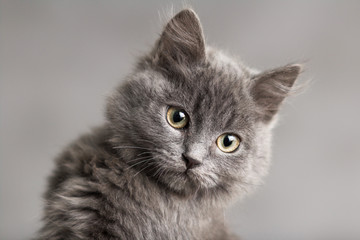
[
  {"xmin": 152, "ymin": 9, "xmax": 206, "ymax": 71},
  {"xmin": 250, "ymin": 64, "xmax": 303, "ymax": 121}
]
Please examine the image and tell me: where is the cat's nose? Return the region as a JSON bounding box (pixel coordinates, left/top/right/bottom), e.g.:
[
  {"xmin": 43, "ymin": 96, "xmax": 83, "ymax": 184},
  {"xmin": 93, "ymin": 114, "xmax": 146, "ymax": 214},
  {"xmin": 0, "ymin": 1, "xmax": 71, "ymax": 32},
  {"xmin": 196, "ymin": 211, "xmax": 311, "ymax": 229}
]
[{"xmin": 182, "ymin": 153, "xmax": 202, "ymax": 170}]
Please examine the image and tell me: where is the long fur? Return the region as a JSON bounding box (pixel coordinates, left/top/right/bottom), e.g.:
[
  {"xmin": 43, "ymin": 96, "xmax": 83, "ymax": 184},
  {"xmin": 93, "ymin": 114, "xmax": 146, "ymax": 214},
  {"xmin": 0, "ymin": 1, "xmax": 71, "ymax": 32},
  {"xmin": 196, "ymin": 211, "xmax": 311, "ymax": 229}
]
[{"xmin": 36, "ymin": 8, "xmax": 301, "ymax": 240}]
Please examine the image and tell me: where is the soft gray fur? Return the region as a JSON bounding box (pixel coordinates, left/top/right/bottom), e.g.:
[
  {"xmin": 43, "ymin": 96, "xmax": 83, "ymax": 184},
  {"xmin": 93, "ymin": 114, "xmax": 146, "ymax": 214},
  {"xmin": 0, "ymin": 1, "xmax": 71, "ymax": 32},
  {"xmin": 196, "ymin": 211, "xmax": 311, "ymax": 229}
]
[{"xmin": 37, "ymin": 9, "xmax": 302, "ymax": 240}]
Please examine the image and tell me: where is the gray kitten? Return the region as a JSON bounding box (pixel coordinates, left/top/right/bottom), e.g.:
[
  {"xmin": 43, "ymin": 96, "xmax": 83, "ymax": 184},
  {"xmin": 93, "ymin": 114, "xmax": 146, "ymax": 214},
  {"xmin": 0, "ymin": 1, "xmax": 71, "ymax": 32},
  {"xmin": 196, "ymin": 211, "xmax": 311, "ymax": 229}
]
[{"xmin": 37, "ymin": 9, "xmax": 302, "ymax": 240}]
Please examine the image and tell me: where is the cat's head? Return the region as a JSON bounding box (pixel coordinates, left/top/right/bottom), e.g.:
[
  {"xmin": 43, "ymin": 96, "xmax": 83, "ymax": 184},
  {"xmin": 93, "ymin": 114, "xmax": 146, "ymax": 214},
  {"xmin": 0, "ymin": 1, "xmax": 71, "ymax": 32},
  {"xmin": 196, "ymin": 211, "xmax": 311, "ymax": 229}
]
[{"xmin": 106, "ymin": 9, "xmax": 301, "ymax": 199}]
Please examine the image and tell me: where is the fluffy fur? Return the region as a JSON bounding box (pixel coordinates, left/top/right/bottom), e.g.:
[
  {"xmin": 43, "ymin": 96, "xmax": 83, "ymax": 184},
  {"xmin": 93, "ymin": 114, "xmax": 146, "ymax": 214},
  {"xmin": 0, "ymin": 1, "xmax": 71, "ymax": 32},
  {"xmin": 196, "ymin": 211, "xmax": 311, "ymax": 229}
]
[{"xmin": 37, "ymin": 9, "xmax": 301, "ymax": 240}]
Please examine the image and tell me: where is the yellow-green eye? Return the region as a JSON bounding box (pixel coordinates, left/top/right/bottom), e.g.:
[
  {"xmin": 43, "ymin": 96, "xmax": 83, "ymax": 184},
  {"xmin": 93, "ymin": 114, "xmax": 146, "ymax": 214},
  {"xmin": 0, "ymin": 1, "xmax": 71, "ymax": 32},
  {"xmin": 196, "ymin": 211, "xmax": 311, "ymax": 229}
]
[
  {"xmin": 166, "ymin": 107, "xmax": 189, "ymax": 129},
  {"xmin": 216, "ymin": 133, "xmax": 241, "ymax": 153}
]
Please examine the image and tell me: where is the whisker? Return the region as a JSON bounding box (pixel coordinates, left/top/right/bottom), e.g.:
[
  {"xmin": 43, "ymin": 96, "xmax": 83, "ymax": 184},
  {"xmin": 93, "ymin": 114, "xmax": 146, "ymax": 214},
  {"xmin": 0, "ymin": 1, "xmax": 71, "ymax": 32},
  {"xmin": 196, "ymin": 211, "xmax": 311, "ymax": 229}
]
[
  {"xmin": 152, "ymin": 166, "xmax": 164, "ymax": 179},
  {"xmin": 113, "ymin": 146, "xmax": 153, "ymax": 151},
  {"xmin": 137, "ymin": 139, "xmax": 157, "ymax": 146},
  {"xmin": 125, "ymin": 157, "xmax": 153, "ymax": 167},
  {"xmin": 145, "ymin": 164, "xmax": 162, "ymax": 179},
  {"xmin": 126, "ymin": 155, "xmax": 153, "ymax": 164},
  {"xmin": 136, "ymin": 151, "xmax": 154, "ymax": 157},
  {"xmin": 159, "ymin": 168, "xmax": 171, "ymax": 182},
  {"xmin": 125, "ymin": 157, "xmax": 154, "ymax": 170},
  {"xmin": 133, "ymin": 164, "xmax": 153, "ymax": 178}
]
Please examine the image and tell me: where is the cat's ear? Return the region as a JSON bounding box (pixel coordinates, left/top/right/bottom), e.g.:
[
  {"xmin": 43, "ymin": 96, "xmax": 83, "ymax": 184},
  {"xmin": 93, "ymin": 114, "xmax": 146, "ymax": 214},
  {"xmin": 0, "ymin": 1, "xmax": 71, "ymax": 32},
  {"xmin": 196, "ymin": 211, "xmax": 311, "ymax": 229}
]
[
  {"xmin": 250, "ymin": 64, "xmax": 302, "ymax": 122},
  {"xmin": 152, "ymin": 9, "xmax": 206, "ymax": 71}
]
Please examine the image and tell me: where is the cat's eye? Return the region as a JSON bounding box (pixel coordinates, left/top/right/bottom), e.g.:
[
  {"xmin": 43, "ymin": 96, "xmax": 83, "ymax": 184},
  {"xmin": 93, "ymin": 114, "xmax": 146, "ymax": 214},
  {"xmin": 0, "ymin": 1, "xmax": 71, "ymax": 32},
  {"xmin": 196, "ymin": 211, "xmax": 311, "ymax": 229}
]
[
  {"xmin": 216, "ymin": 133, "xmax": 241, "ymax": 153},
  {"xmin": 166, "ymin": 106, "xmax": 189, "ymax": 129}
]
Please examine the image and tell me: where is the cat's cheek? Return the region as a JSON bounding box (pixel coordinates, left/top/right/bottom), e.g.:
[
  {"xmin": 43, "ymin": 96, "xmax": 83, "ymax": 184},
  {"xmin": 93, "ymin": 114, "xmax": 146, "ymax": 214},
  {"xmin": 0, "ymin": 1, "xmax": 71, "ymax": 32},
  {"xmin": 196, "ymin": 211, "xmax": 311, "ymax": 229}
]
[{"xmin": 162, "ymin": 127, "xmax": 186, "ymax": 149}]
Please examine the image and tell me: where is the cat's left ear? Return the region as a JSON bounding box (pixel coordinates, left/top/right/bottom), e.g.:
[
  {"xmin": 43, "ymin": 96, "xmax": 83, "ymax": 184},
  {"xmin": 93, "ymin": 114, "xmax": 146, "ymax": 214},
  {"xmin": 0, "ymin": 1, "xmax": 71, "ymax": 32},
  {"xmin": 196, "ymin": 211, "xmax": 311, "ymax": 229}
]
[
  {"xmin": 152, "ymin": 9, "xmax": 206, "ymax": 71},
  {"xmin": 250, "ymin": 64, "xmax": 303, "ymax": 122}
]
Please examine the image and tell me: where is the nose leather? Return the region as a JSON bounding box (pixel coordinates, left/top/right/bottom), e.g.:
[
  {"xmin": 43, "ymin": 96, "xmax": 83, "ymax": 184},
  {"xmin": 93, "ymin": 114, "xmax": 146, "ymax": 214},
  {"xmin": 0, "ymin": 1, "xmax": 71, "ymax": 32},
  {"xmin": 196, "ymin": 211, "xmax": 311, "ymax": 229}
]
[{"xmin": 182, "ymin": 153, "xmax": 202, "ymax": 170}]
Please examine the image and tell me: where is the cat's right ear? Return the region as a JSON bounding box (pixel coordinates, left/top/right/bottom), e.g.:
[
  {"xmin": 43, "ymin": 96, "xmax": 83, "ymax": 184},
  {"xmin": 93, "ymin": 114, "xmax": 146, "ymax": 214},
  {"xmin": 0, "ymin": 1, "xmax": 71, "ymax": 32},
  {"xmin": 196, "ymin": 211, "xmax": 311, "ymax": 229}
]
[{"xmin": 151, "ymin": 9, "xmax": 206, "ymax": 72}]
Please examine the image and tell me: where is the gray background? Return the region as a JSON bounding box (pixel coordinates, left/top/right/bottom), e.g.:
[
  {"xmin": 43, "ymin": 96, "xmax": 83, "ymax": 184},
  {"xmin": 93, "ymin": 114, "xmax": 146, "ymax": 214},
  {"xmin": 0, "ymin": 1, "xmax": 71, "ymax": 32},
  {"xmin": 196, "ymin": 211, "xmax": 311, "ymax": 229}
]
[{"xmin": 1, "ymin": 1, "xmax": 360, "ymax": 239}]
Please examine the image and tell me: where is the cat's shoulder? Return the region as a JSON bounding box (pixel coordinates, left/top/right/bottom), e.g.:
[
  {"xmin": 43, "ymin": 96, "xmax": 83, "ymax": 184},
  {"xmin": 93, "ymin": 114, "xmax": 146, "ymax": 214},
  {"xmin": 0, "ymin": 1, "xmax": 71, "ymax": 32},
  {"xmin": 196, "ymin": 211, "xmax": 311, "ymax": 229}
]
[
  {"xmin": 54, "ymin": 125, "xmax": 115, "ymax": 170},
  {"xmin": 45, "ymin": 125, "xmax": 126, "ymax": 195}
]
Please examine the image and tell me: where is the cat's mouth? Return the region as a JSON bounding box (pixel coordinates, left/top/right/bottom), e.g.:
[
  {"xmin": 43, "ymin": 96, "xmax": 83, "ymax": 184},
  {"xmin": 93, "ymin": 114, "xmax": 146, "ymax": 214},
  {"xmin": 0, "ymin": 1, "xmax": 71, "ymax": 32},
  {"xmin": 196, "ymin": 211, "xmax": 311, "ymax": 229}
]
[{"xmin": 183, "ymin": 168, "xmax": 201, "ymax": 184}]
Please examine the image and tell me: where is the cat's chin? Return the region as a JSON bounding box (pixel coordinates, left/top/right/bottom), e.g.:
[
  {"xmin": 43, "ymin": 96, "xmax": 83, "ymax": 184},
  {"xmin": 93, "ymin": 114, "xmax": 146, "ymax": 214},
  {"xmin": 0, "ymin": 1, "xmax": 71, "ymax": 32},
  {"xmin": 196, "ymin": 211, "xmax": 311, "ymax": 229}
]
[
  {"xmin": 185, "ymin": 169, "xmax": 219, "ymax": 189},
  {"xmin": 154, "ymin": 168, "xmax": 219, "ymax": 197}
]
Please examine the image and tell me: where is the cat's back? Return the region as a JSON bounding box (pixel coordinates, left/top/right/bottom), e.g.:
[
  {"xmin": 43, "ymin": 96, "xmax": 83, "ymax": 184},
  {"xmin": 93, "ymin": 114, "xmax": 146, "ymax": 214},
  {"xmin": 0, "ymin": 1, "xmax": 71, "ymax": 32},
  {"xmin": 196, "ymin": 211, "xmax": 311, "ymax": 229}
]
[
  {"xmin": 38, "ymin": 126, "xmax": 139, "ymax": 239},
  {"xmin": 43, "ymin": 125, "xmax": 116, "ymax": 197}
]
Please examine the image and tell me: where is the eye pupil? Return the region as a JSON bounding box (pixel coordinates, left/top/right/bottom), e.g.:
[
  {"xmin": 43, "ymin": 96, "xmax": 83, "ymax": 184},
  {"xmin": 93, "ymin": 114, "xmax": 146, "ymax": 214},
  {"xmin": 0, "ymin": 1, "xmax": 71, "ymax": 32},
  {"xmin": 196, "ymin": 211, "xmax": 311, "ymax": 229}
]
[
  {"xmin": 216, "ymin": 133, "xmax": 240, "ymax": 153},
  {"xmin": 173, "ymin": 111, "xmax": 185, "ymax": 123},
  {"xmin": 223, "ymin": 135, "xmax": 233, "ymax": 147},
  {"xmin": 166, "ymin": 107, "xmax": 189, "ymax": 129}
]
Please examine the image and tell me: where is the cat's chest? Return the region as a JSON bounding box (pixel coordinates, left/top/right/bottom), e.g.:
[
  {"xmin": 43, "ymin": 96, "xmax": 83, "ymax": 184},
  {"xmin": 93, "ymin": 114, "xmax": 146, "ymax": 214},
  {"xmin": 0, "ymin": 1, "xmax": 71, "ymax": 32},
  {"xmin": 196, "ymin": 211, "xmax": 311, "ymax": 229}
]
[
  {"xmin": 111, "ymin": 187, "xmax": 216, "ymax": 239},
  {"xmin": 139, "ymin": 199, "xmax": 208, "ymax": 238}
]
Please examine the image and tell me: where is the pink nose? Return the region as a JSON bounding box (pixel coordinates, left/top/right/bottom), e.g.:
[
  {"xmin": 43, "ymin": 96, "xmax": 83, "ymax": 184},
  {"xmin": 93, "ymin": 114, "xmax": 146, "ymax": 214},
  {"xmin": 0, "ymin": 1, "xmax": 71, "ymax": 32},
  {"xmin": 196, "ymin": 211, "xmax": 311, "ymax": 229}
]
[{"xmin": 182, "ymin": 153, "xmax": 202, "ymax": 170}]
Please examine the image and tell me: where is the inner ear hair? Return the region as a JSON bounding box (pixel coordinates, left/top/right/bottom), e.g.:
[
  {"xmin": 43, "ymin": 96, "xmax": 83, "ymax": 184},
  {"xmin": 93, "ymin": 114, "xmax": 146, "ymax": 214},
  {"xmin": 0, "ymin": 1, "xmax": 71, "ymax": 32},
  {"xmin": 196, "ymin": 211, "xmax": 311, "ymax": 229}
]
[
  {"xmin": 250, "ymin": 64, "xmax": 304, "ymax": 122},
  {"xmin": 152, "ymin": 9, "xmax": 206, "ymax": 74}
]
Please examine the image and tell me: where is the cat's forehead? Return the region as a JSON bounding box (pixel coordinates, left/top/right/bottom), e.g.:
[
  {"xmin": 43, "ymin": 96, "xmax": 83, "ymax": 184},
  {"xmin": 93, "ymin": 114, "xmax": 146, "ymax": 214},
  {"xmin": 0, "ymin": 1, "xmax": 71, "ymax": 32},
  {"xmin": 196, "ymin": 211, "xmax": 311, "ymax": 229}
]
[
  {"xmin": 186, "ymin": 84, "xmax": 253, "ymax": 131},
  {"xmin": 168, "ymin": 54, "xmax": 255, "ymax": 132},
  {"xmin": 205, "ymin": 47, "xmax": 249, "ymax": 79}
]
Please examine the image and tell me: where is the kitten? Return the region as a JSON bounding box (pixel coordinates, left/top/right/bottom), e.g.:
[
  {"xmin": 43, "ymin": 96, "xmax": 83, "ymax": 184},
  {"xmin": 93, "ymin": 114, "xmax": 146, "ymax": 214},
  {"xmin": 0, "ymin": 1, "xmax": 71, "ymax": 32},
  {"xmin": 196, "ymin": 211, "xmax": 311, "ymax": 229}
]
[{"xmin": 37, "ymin": 9, "xmax": 302, "ymax": 240}]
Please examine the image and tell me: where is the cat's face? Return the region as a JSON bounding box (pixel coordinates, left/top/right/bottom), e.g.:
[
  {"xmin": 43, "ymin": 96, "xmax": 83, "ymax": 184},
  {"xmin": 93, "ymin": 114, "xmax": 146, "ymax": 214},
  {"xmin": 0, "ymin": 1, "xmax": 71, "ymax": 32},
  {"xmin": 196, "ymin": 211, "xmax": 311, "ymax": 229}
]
[{"xmin": 106, "ymin": 9, "xmax": 301, "ymax": 198}]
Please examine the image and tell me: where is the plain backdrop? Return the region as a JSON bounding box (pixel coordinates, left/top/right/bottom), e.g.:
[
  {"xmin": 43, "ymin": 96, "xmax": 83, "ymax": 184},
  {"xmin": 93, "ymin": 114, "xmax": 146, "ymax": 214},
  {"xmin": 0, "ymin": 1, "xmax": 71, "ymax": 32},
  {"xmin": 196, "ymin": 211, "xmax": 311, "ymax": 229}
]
[{"xmin": 1, "ymin": 1, "xmax": 360, "ymax": 239}]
